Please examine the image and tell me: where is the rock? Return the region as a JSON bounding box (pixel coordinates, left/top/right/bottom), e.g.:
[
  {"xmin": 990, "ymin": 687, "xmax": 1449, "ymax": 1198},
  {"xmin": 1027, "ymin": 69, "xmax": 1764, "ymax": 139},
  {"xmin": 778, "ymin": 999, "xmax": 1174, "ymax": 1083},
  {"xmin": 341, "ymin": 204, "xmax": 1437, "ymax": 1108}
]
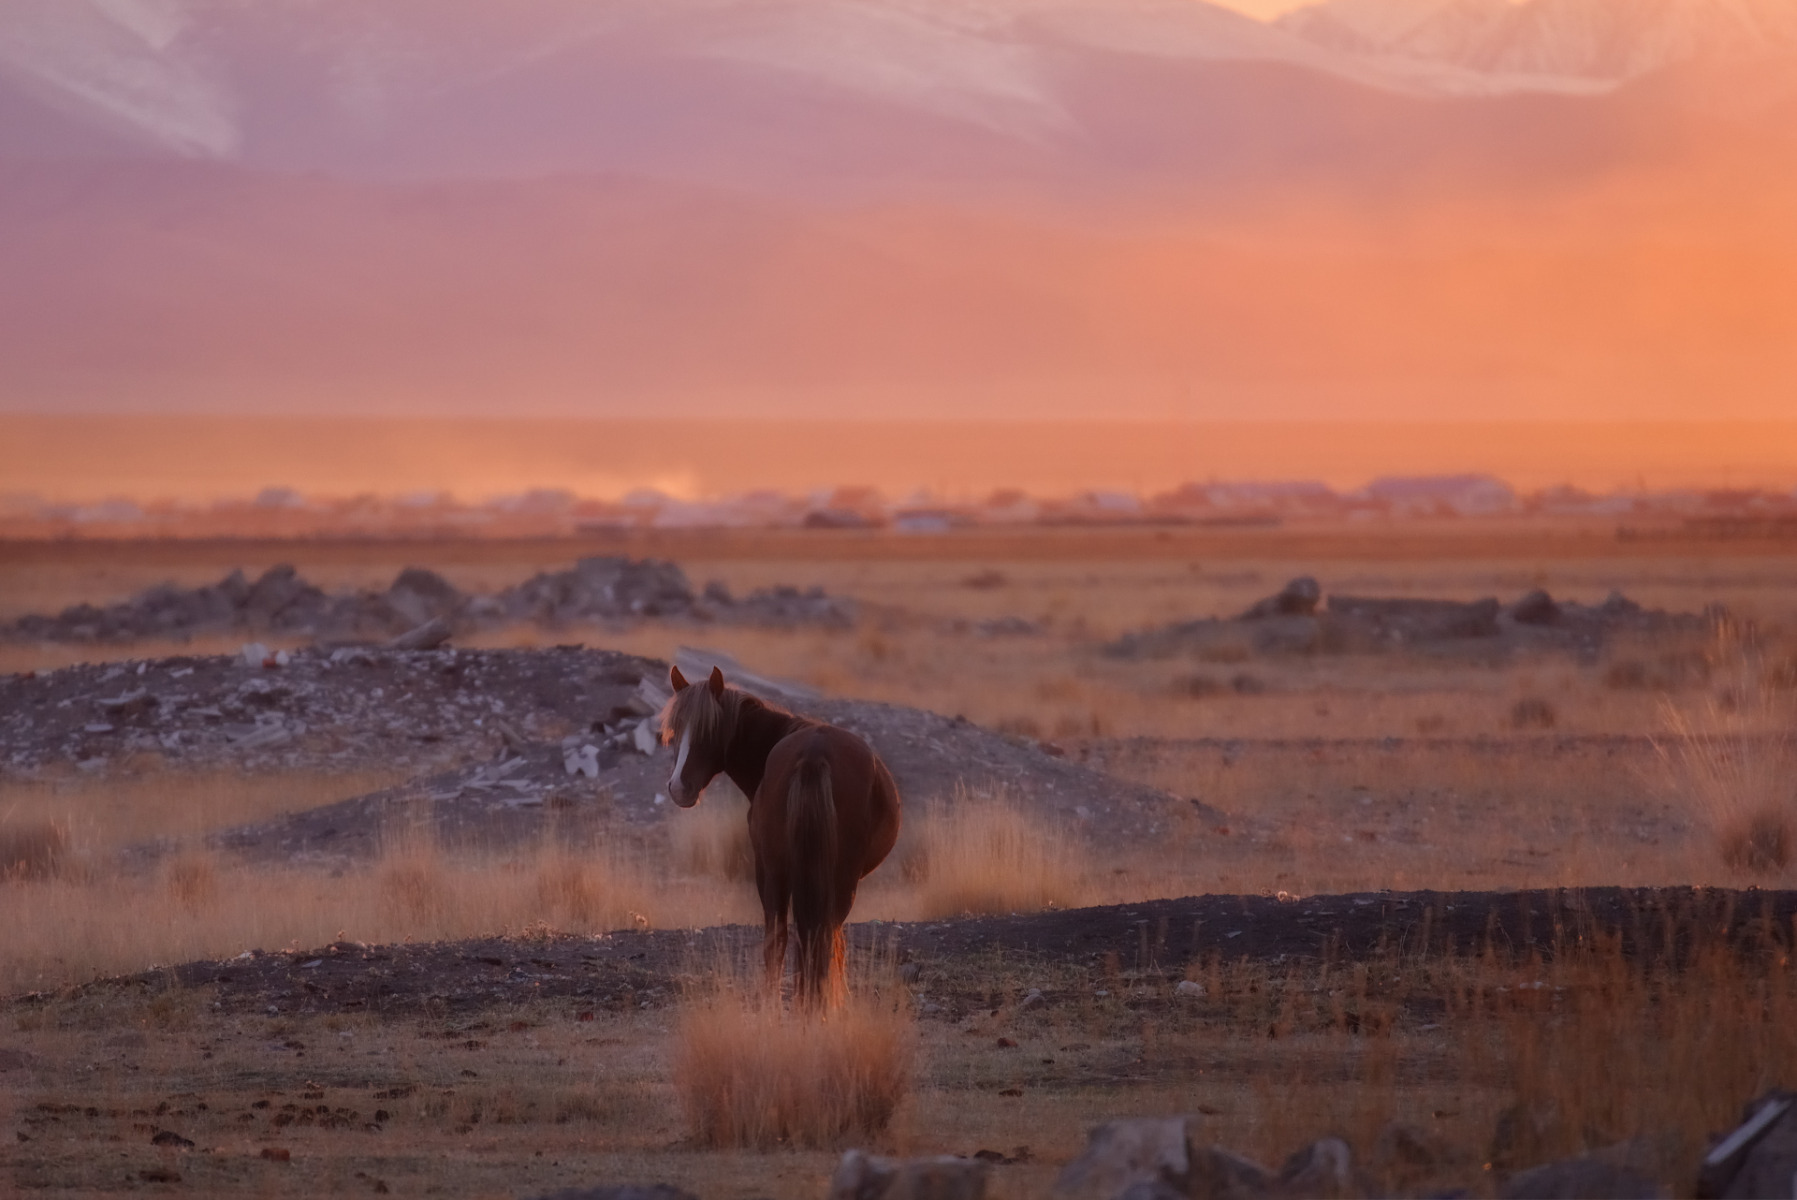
[
  {"xmin": 1326, "ymin": 595, "xmax": 1502, "ymax": 641},
  {"xmin": 562, "ymin": 740, "xmax": 601, "ymax": 779},
  {"xmin": 3, "ymin": 557, "xmax": 855, "ymax": 646},
  {"xmin": 96, "ymin": 688, "xmax": 157, "ymax": 717},
  {"xmin": 972, "ymin": 616, "xmax": 1043, "ymax": 638},
  {"xmin": 1699, "ymin": 1091, "xmax": 1797, "ymax": 1199},
  {"xmin": 385, "ymin": 568, "xmax": 463, "ymax": 627},
  {"xmin": 528, "ymin": 1187, "xmax": 701, "ymax": 1200},
  {"xmin": 727, "ymin": 583, "xmax": 857, "ymax": 629},
  {"xmin": 631, "ymin": 719, "xmax": 659, "ymax": 756},
  {"xmin": 1052, "ymin": 1116, "xmax": 1199, "ymax": 1199},
  {"xmin": 1368, "ymin": 1121, "xmax": 1455, "ymax": 1191},
  {"xmin": 1511, "ymin": 589, "xmax": 1560, "ymax": 625},
  {"xmin": 1240, "ymin": 576, "xmax": 1322, "ymax": 619},
  {"xmin": 1116, "ymin": 1183, "xmax": 1190, "ymax": 1200},
  {"xmin": 150, "ymin": 1129, "xmax": 195, "ymax": 1147},
  {"xmin": 386, "ymin": 618, "xmax": 453, "ymax": 651},
  {"xmin": 1600, "ymin": 591, "xmax": 1640, "ymax": 617},
  {"xmin": 1275, "ymin": 1138, "xmax": 1356, "ymax": 1198},
  {"xmin": 244, "ymin": 564, "xmax": 328, "ymax": 631},
  {"xmin": 1499, "ymin": 1153, "xmax": 1663, "ymax": 1199},
  {"xmin": 828, "ymin": 1149, "xmax": 990, "ymax": 1200},
  {"xmin": 673, "ymin": 647, "xmax": 819, "ymax": 704},
  {"xmin": 1175, "ymin": 980, "xmax": 1205, "ymax": 998},
  {"xmin": 507, "ymin": 556, "xmax": 697, "ymax": 624},
  {"xmin": 1185, "ymin": 1145, "xmax": 1275, "ymax": 1200},
  {"xmin": 238, "ymin": 642, "xmax": 274, "ymax": 667}
]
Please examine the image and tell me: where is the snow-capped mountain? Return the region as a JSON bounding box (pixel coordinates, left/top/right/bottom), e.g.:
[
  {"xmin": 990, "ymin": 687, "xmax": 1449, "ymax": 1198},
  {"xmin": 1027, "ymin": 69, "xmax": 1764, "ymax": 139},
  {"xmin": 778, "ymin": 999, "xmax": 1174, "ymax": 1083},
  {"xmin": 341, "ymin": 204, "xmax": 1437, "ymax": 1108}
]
[
  {"xmin": 1280, "ymin": 0, "xmax": 1797, "ymax": 83},
  {"xmin": 0, "ymin": 0, "xmax": 1675, "ymax": 179},
  {"xmin": 1, "ymin": 0, "xmax": 1793, "ymax": 424}
]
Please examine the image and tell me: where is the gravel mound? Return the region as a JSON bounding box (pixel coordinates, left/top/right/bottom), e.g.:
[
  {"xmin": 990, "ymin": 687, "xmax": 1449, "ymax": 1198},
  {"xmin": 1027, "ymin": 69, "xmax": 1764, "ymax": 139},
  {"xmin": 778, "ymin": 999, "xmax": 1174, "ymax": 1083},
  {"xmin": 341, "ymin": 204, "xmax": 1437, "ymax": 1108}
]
[
  {"xmin": 2, "ymin": 557, "xmax": 854, "ymax": 645},
  {"xmin": 1108, "ymin": 580, "xmax": 1717, "ymax": 662},
  {"xmin": 0, "ymin": 644, "xmax": 1213, "ymax": 866}
]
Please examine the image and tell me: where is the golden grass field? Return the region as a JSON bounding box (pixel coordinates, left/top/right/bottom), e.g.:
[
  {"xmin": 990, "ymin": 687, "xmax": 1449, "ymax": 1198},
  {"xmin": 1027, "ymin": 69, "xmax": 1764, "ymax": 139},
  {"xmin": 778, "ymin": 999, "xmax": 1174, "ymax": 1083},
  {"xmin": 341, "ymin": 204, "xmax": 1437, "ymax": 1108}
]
[{"xmin": 3, "ymin": 524, "xmax": 1796, "ymax": 1197}]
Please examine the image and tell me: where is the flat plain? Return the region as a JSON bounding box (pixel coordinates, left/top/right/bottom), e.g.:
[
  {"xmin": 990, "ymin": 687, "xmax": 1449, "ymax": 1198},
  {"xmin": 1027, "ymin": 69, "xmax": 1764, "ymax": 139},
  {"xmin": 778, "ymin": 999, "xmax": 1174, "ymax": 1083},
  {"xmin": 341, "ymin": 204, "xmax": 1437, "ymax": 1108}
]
[{"xmin": 3, "ymin": 521, "xmax": 1795, "ymax": 1198}]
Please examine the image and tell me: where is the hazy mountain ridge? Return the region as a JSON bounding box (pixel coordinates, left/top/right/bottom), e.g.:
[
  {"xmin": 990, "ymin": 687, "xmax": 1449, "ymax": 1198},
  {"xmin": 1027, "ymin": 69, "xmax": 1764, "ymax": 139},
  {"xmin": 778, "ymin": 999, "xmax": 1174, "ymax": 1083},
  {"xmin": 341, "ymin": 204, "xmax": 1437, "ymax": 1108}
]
[
  {"xmin": 1281, "ymin": 0, "xmax": 1797, "ymax": 83},
  {"xmin": 2, "ymin": 0, "xmax": 1794, "ymax": 421},
  {"xmin": 7, "ymin": 0, "xmax": 1774, "ymax": 184}
]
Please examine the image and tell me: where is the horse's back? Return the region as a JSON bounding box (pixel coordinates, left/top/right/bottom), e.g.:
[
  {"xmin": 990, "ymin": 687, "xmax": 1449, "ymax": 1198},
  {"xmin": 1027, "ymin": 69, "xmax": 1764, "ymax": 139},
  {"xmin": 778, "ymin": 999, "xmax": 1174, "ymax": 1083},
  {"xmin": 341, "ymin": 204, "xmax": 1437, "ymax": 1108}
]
[{"xmin": 762, "ymin": 722, "xmax": 900, "ymax": 878}]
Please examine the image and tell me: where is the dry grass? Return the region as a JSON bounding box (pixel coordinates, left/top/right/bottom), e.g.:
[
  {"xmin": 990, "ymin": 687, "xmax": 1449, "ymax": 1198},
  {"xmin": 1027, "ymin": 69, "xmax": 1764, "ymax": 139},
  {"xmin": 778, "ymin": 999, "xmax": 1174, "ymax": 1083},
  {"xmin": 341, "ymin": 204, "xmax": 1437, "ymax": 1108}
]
[
  {"xmin": 1497, "ymin": 942, "xmax": 1797, "ymax": 1184},
  {"xmin": 902, "ymin": 789, "xmax": 1088, "ymax": 919},
  {"xmin": 4, "ymin": 892, "xmax": 1793, "ymax": 1198},
  {"xmin": 0, "ymin": 819, "xmax": 70, "ymax": 880},
  {"xmin": 668, "ymin": 780, "xmax": 755, "ymax": 883},
  {"xmin": 0, "ymin": 766, "xmax": 408, "ymax": 851},
  {"xmin": 673, "ymin": 968, "xmax": 914, "ymax": 1149},
  {"xmin": 6, "ymin": 534, "xmax": 1797, "ymax": 1196},
  {"xmin": 0, "ymin": 835, "xmax": 730, "ymax": 993},
  {"xmin": 1656, "ymin": 652, "xmax": 1797, "ymax": 881}
]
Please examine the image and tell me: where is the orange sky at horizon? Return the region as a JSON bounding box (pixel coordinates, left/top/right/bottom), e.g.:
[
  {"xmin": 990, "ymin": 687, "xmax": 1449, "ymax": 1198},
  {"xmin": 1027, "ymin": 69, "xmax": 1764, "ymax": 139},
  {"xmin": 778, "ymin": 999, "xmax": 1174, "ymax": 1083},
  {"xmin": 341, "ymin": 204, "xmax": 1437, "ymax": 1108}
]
[
  {"xmin": 1208, "ymin": 0, "xmax": 1317, "ymax": 19},
  {"xmin": 3, "ymin": 416, "xmax": 1794, "ymax": 504}
]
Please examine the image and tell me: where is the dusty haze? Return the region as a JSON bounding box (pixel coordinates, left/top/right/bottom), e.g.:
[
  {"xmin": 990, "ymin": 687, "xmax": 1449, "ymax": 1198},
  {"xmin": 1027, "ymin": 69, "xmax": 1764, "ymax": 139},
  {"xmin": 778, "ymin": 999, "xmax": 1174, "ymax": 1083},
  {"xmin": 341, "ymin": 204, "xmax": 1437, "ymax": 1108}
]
[
  {"xmin": 4, "ymin": 415, "xmax": 1795, "ymax": 502},
  {"xmin": 2, "ymin": 0, "xmax": 1796, "ymax": 436}
]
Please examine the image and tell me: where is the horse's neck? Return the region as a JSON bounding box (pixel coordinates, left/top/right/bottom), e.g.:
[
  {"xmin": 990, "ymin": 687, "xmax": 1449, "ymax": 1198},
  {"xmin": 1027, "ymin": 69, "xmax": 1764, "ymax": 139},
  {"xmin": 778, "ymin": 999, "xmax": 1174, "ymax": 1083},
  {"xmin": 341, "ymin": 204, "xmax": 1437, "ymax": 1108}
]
[{"xmin": 724, "ymin": 698, "xmax": 802, "ymax": 800}]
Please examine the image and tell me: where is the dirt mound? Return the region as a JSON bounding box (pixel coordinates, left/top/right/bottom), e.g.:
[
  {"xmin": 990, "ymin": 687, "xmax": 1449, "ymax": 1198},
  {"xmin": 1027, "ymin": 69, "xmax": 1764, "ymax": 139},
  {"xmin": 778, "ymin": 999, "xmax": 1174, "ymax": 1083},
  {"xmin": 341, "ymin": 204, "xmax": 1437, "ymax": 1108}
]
[
  {"xmin": 38, "ymin": 886, "xmax": 1794, "ymax": 1018},
  {"xmin": 0, "ymin": 644, "xmax": 1211, "ymax": 865},
  {"xmin": 2, "ymin": 557, "xmax": 854, "ymax": 645},
  {"xmin": 1107, "ymin": 579, "xmax": 1717, "ymax": 662}
]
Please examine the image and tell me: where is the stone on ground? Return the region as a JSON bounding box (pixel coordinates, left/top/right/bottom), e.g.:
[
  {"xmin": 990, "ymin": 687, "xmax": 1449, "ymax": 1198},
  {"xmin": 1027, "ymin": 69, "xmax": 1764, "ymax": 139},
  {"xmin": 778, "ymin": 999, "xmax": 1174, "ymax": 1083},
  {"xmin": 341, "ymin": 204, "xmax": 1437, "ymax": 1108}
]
[{"xmin": 828, "ymin": 1149, "xmax": 990, "ymax": 1200}]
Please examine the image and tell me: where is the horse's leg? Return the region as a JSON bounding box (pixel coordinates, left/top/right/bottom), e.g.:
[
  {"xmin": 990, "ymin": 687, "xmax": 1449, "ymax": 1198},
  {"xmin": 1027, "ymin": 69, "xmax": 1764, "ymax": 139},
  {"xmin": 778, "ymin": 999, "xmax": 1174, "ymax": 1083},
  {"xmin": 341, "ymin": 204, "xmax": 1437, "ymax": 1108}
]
[
  {"xmin": 822, "ymin": 874, "xmax": 859, "ymax": 1010},
  {"xmin": 755, "ymin": 857, "xmax": 789, "ymax": 998}
]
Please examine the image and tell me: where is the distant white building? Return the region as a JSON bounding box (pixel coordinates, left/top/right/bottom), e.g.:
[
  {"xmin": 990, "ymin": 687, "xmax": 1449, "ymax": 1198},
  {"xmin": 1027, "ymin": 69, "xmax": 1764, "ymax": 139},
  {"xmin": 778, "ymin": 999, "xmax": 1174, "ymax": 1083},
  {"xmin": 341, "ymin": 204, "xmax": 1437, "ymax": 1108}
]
[
  {"xmin": 1203, "ymin": 480, "xmax": 1335, "ymax": 510},
  {"xmin": 1362, "ymin": 474, "xmax": 1515, "ymax": 516},
  {"xmin": 892, "ymin": 509, "xmax": 970, "ymax": 533}
]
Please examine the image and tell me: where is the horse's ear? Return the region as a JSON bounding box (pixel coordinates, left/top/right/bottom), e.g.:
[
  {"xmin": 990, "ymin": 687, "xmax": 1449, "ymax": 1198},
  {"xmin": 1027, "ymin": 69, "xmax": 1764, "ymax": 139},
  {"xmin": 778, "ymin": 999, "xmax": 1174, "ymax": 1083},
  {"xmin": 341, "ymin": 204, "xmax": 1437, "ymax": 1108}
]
[
  {"xmin": 670, "ymin": 665, "xmax": 689, "ymax": 692},
  {"xmin": 708, "ymin": 666, "xmax": 725, "ymax": 697}
]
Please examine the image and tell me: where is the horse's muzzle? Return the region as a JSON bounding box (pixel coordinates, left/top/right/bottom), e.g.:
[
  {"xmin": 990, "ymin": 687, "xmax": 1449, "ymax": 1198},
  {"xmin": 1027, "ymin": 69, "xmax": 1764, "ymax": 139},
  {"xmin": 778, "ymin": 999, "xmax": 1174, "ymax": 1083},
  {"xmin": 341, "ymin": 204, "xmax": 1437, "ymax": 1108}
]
[{"xmin": 666, "ymin": 778, "xmax": 699, "ymax": 808}]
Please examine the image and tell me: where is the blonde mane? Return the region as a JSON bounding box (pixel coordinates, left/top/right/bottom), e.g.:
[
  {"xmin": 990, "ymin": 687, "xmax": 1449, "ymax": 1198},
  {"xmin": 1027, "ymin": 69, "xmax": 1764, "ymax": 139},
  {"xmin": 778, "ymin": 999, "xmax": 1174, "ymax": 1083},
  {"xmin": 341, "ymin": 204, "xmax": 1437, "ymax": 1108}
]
[{"xmin": 658, "ymin": 680, "xmax": 747, "ymax": 750}]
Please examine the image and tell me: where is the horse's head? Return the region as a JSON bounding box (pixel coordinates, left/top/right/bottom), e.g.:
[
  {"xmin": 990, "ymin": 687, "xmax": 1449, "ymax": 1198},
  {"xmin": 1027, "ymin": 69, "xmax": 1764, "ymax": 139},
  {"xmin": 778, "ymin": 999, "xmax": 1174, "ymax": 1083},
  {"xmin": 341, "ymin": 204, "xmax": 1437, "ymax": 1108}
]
[{"xmin": 661, "ymin": 664, "xmax": 730, "ymax": 808}]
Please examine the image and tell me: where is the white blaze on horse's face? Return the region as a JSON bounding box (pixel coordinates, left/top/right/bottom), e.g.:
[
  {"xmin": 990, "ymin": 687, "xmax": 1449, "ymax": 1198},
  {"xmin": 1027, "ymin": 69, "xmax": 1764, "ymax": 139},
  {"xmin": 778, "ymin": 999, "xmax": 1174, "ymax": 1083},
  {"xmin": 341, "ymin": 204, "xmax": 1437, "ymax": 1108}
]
[{"xmin": 667, "ymin": 727, "xmax": 700, "ymax": 808}]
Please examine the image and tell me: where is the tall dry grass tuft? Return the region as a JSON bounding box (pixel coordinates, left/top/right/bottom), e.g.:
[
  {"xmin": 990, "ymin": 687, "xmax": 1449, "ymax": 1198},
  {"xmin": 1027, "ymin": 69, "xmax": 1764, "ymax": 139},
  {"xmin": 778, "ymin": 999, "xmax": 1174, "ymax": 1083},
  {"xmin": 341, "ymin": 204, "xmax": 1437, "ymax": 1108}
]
[
  {"xmin": 1498, "ymin": 938, "xmax": 1797, "ymax": 1184},
  {"xmin": 532, "ymin": 849, "xmax": 648, "ymax": 931},
  {"xmin": 377, "ymin": 838, "xmax": 453, "ymax": 930},
  {"xmin": 673, "ymin": 971, "xmax": 912, "ymax": 1149},
  {"xmin": 906, "ymin": 789, "xmax": 1086, "ymax": 918},
  {"xmin": 163, "ymin": 852, "xmax": 219, "ymax": 911},
  {"xmin": 1657, "ymin": 652, "xmax": 1797, "ymax": 878},
  {"xmin": 669, "ymin": 789, "xmax": 755, "ymax": 883},
  {"xmin": 0, "ymin": 820, "xmax": 70, "ymax": 880}
]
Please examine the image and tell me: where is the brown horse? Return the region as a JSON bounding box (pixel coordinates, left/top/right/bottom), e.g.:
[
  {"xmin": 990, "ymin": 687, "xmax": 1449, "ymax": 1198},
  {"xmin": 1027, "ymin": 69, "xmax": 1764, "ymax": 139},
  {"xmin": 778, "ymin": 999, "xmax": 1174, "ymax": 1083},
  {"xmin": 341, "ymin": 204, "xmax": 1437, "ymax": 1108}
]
[{"xmin": 661, "ymin": 665, "xmax": 900, "ymax": 1007}]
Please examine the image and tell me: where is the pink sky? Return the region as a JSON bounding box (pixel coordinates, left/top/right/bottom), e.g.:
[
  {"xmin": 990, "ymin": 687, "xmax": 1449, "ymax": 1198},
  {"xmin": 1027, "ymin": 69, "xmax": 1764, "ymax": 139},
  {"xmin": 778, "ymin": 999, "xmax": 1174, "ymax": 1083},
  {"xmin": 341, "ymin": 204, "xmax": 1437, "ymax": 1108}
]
[{"xmin": 1212, "ymin": 0, "xmax": 1315, "ymax": 18}]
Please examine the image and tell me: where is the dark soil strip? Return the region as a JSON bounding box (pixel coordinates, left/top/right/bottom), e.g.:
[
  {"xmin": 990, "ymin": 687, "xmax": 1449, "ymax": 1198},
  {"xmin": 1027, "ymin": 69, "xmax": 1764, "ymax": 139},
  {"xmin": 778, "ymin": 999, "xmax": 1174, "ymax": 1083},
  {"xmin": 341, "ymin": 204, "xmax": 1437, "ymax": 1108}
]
[{"xmin": 17, "ymin": 887, "xmax": 1794, "ymax": 1019}]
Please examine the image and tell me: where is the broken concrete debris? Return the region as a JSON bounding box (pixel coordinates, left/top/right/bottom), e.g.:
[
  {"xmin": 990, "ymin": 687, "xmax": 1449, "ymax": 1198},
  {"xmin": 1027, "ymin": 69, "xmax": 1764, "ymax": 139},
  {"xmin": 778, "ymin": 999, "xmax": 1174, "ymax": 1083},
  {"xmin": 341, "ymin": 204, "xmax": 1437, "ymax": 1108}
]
[
  {"xmin": 1108, "ymin": 577, "xmax": 1716, "ymax": 662},
  {"xmin": 4, "ymin": 557, "xmax": 855, "ymax": 645}
]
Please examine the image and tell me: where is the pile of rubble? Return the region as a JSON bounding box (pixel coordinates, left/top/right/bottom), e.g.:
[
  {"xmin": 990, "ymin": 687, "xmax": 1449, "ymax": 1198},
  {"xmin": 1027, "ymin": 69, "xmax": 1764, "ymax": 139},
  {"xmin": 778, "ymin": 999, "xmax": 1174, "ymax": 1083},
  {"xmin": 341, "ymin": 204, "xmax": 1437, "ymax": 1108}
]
[
  {"xmin": 0, "ymin": 642, "xmax": 1208, "ymax": 863},
  {"xmin": 0, "ymin": 643, "xmax": 660, "ymax": 780},
  {"xmin": 1107, "ymin": 575, "xmax": 1717, "ymax": 662},
  {"xmin": 2, "ymin": 557, "xmax": 854, "ymax": 646},
  {"xmin": 534, "ymin": 1088, "xmax": 1797, "ymax": 1198}
]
